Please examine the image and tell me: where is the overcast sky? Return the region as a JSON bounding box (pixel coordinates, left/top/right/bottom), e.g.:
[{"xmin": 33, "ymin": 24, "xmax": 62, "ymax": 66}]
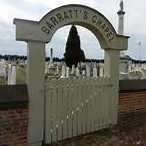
[{"xmin": 0, "ymin": 0, "xmax": 146, "ymax": 60}]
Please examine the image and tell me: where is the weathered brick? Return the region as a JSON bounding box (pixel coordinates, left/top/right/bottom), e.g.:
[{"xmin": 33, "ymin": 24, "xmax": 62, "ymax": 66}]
[
  {"xmin": 0, "ymin": 107, "xmax": 27, "ymax": 146},
  {"xmin": 118, "ymin": 90, "xmax": 146, "ymax": 127}
]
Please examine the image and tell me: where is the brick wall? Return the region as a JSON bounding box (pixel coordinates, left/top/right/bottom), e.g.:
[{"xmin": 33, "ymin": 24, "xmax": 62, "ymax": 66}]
[
  {"xmin": 118, "ymin": 90, "xmax": 146, "ymax": 126},
  {"xmin": 118, "ymin": 79, "xmax": 146, "ymax": 126},
  {"xmin": 0, "ymin": 107, "xmax": 27, "ymax": 146},
  {"xmin": 0, "ymin": 84, "xmax": 28, "ymax": 146}
]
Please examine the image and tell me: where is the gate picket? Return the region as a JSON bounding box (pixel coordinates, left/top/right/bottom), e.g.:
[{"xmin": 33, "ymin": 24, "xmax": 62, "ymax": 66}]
[{"xmin": 45, "ymin": 77, "xmax": 112, "ymax": 144}]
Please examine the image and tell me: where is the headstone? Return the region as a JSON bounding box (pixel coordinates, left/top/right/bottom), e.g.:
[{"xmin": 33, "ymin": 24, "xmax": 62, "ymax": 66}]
[
  {"xmin": 45, "ymin": 62, "xmax": 48, "ymax": 74},
  {"xmin": 56, "ymin": 65, "xmax": 59, "ymax": 75},
  {"xmin": 71, "ymin": 65, "xmax": 75, "ymax": 75},
  {"xmin": 66, "ymin": 67, "xmax": 70, "ymax": 78},
  {"xmin": 86, "ymin": 63, "xmax": 90, "ymax": 77},
  {"xmin": 82, "ymin": 70, "xmax": 86, "ymax": 78},
  {"xmin": 99, "ymin": 64, "xmax": 104, "ymax": 77},
  {"xmin": 60, "ymin": 64, "xmax": 66, "ymax": 78},
  {"xmin": 11, "ymin": 65, "xmax": 16, "ymax": 84},
  {"xmin": 0, "ymin": 59, "xmax": 6, "ymax": 77},
  {"xmin": 93, "ymin": 64, "xmax": 97, "ymax": 77},
  {"xmin": 76, "ymin": 65, "xmax": 80, "ymax": 77},
  {"xmin": 8, "ymin": 64, "xmax": 12, "ymax": 85}
]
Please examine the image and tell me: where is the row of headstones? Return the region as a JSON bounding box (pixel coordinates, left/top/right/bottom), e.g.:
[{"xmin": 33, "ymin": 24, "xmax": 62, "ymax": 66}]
[
  {"xmin": 60, "ymin": 64, "xmax": 104, "ymax": 78},
  {"xmin": 45, "ymin": 62, "xmax": 104, "ymax": 78},
  {"xmin": 119, "ymin": 62, "xmax": 146, "ymax": 80},
  {"xmin": 0, "ymin": 59, "xmax": 16, "ymax": 84},
  {"xmin": 46, "ymin": 61, "xmax": 146, "ymax": 79},
  {"xmin": 129, "ymin": 64, "xmax": 146, "ymax": 72}
]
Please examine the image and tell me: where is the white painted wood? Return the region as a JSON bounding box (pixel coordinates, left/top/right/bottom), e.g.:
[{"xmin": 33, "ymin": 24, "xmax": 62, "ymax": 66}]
[
  {"xmin": 62, "ymin": 79, "xmax": 68, "ymax": 139},
  {"xmin": 104, "ymin": 50, "xmax": 120, "ymax": 124},
  {"xmin": 86, "ymin": 78, "xmax": 91, "ymax": 133},
  {"xmin": 77, "ymin": 78, "xmax": 82, "ymax": 135},
  {"xmin": 72, "ymin": 79, "xmax": 78, "ymax": 137},
  {"xmin": 27, "ymin": 42, "xmax": 45, "ymax": 146},
  {"xmin": 57, "ymin": 79, "xmax": 63, "ymax": 141},
  {"xmin": 90, "ymin": 78, "xmax": 95, "ymax": 132},
  {"xmin": 45, "ymin": 82, "xmax": 52, "ymax": 143},
  {"xmin": 44, "ymin": 77, "xmax": 114, "ymax": 144}
]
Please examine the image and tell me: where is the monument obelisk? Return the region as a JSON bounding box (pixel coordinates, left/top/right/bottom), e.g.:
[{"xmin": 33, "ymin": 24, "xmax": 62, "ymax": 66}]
[
  {"xmin": 117, "ymin": 0, "xmax": 125, "ymax": 57},
  {"xmin": 49, "ymin": 48, "xmax": 53, "ymax": 68}
]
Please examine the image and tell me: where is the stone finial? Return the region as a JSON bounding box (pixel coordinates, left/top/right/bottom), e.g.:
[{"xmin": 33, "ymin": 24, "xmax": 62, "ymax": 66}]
[{"xmin": 120, "ymin": 0, "xmax": 124, "ymax": 10}]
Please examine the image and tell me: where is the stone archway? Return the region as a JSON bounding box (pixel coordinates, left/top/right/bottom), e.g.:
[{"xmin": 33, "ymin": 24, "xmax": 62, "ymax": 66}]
[{"xmin": 13, "ymin": 4, "xmax": 128, "ymax": 146}]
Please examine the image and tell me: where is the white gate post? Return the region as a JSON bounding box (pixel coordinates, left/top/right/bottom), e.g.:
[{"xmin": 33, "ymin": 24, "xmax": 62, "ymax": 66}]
[
  {"xmin": 27, "ymin": 41, "xmax": 45, "ymax": 146},
  {"xmin": 104, "ymin": 49, "xmax": 120, "ymax": 125}
]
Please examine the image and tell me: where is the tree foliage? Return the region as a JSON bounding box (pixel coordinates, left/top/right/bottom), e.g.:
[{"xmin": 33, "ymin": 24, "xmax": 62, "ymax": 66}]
[{"xmin": 64, "ymin": 25, "xmax": 85, "ymax": 68}]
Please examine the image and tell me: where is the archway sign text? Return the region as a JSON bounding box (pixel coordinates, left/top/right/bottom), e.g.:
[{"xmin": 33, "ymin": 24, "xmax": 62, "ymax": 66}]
[{"xmin": 40, "ymin": 5, "xmax": 115, "ymax": 44}]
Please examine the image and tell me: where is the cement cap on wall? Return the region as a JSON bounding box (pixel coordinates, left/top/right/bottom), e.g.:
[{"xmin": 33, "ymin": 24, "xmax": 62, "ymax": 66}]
[
  {"xmin": 0, "ymin": 84, "xmax": 28, "ymax": 105},
  {"xmin": 119, "ymin": 79, "xmax": 146, "ymax": 92}
]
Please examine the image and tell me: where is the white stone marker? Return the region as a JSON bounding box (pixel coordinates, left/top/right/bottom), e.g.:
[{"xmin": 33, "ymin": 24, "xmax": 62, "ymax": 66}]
[
  {"xmin": 76, "ymin": 65, "xmax": 80, "ymax": 77},
  {"xmin": 8, "ymin": 64, "xmax": 12, "ymax": 85},
  {"xmin": 66, "ymin": 67, "xmax": 70, "ymax": 78},
  {"xmin": 71, "ymin": 65, "xmax": 75, "ymax": 75},
  {"xmin": 93, "ymin": 64, "xmax": 97, "ymax": 77},
  {"xmin": 86, "ymin": 63, "xmax": 90, "ymax": 77},
  {"xmin": 60, "ymin": 64, "xmax": 66, "ymax": 78},
  {"xmin": 11, "ymin": 65, "xmax": 17, "ymax": 84},
  {"xmin": 0, "ymin": 59, "xmax": 6, "ymax": 77}
]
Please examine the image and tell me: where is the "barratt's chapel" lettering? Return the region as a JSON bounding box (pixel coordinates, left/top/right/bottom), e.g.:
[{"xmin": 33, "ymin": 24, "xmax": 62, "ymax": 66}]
[{"xmin": 41, "ymin": 9, "xmax": 115, "ymax": 43}]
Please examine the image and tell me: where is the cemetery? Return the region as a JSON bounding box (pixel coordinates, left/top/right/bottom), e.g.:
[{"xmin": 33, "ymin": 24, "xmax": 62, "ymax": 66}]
[{"xmin": 0, "ymin": 1, "xmax": 146, "ymax": 146}]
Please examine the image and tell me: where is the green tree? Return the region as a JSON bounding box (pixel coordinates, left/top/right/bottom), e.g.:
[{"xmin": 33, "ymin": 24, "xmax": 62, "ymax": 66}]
[{"xmin": 64, "ymin": 25, "xmax": 85, "ymax": 68}]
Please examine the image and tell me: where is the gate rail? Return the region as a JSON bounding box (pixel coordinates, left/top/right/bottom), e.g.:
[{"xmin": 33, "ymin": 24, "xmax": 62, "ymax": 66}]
[{"xmin": 44, "ymin": 77, "xmax": 113, "ymax": 144}]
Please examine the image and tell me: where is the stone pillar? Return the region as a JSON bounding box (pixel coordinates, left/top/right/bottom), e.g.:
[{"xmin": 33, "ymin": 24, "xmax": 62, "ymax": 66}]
[
  {"xmin": 117, "ymin": 0, "xmax": 125, "ymax": 35},
  {"xmin": 50, "ymin": 48, "xmax": 53, "ymax": 65},
  {"xmin": 117, "ymin": 11, "xmax": 125, "ymax": 35},
  {"xmin": 49, "ymin": 48, "xmax": 54, "ymax": 68},
  {"xmin": 104, "ymin": 49, "xmax": 120, "ymax": 125},
  {"xmin": 27, "ymin": 41, "xmax": 45, "ymax": 146},
  {"xmin": 117, "ymin": 0, "xmax": 125, "ymax": 58}
]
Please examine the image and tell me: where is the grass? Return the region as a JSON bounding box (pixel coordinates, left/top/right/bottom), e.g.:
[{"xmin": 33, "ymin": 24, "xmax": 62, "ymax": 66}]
[
  {"xmin": 0, "ymin": 77, "xmax": 6, "ymax": 84},
  {"xmin": 16, "ymin": 66, "xmax": 27, "ymax": 84},
  {"xmin": 0, "ymin": 66, "xmax": 26, "ymax": 85}
]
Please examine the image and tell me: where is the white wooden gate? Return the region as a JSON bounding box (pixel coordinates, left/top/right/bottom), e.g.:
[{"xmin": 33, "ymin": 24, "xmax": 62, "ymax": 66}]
[{"xmin": 44, "ymin": 77, "xmax": 113, "ymax": 144}]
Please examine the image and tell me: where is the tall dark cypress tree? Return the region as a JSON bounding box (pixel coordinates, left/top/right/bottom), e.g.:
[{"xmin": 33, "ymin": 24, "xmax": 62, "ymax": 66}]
[{"xmin": 64, "ymin": 25, "xmax": 85, "ymax": 68}]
